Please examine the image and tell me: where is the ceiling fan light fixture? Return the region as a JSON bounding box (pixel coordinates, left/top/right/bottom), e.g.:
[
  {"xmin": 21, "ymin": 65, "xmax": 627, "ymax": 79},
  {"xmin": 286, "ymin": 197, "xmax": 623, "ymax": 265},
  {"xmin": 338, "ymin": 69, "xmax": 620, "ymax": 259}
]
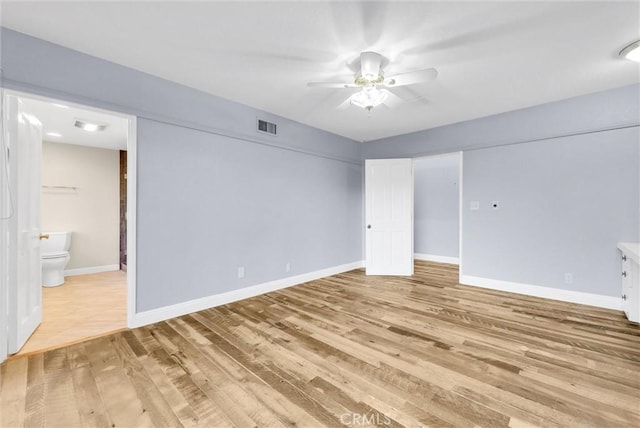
[
  {"xmin": 355, "ymin": 72, "xmax": 385, "ymax": 86},
  {"xmin": 620, "ymin": 40, "xmax": 640, "ymax": 62},
  {"xmin": 350, "ymin": 86, "xmax": 388, "ymax": 111}
]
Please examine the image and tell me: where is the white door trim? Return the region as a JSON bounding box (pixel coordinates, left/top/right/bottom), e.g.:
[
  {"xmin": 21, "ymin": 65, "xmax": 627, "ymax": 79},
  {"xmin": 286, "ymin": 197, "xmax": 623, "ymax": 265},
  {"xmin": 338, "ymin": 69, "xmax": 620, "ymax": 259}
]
[
  {"xmin": 458, "ymin": 151, "xmax": 464, "ymax": 278},
  {"xmin": 126, "ymin": 115, "xmax": 138, "ymax": 328},
  {"xmin": 0, "ymin": 90, "xmax": 137, "ymax": 361},
  {"xmin": 0, "ymin": 90, "xmax": 9, "ymax": 363}
]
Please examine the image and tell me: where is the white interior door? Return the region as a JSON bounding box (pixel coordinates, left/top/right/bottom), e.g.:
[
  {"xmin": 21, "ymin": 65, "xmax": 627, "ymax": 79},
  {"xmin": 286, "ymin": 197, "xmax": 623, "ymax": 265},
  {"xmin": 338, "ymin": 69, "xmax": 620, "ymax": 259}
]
[
  {"xmin": 365, "ymin": 159, "xmax": 414, "ymax": 275},
  {"xmin": 5, "ymin": 94, "xmax": 43, "ymax": 354}
]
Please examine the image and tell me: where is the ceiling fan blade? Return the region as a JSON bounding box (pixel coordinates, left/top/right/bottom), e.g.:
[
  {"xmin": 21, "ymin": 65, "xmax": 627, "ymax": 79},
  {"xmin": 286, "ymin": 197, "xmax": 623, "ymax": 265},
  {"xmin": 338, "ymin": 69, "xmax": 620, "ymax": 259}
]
[
  {"xmin": 307, "ymin": 82, "xmax": 358, "ymax": 89},
  {"xmin": 383, "ymin": 68, "xmax": 438, "ymax": 87},
  {"xmin": 390, "ymin": 86, "xmax": 430, "ymax": 105},
  {"xmin": 380, "ymin": 89, "xmax": 403, "ymax": 108},
  {"xmin": 360, "ymin": 51, "xmax": 382, "ymax": 79}
]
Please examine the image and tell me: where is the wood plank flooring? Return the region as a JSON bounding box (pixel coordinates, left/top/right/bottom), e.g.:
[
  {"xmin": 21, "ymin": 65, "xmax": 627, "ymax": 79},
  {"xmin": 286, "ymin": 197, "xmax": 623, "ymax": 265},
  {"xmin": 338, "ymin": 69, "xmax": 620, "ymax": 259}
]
[
  {"xmin": 1, "ymin": 261, "xmax": 639, "ymax": 427},
  {"xmin": 13, "ymin": 270, "xmax": 127, "ymax": 358}
]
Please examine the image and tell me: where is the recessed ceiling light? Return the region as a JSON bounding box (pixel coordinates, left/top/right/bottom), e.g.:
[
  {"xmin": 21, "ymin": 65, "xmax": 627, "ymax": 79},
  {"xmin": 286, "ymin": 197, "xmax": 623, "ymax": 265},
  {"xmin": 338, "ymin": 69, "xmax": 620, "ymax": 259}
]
[
  {"xmin": 619, "ymin": 40, "xmax": 640, "ymax": 62},
  {"xmin": 46, "ymin": 132, "xmax": 62, "ymax": 137},
  {"xmin": 74, "ymin": 119, "xmax": 108, "ymax": 132},
  {"xmin": 53, "ymin": 103, "xmax": 69, "ymax": 109}
]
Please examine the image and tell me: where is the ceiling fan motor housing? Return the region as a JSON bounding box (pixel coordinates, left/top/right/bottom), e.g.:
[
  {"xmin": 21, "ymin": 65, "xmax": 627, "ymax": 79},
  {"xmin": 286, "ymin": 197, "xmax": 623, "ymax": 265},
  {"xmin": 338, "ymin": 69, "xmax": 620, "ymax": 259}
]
[{"xmin": 357, "ymin": 51, "xmax": 385, "ymax": 86}]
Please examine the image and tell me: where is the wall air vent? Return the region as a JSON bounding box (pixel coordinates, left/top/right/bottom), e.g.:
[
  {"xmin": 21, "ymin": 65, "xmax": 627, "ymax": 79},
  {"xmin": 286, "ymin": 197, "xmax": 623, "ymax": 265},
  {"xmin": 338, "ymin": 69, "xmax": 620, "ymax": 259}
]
[{"xmin": 257, "ymin": 119, "xmax": 277, "ymax": 136}]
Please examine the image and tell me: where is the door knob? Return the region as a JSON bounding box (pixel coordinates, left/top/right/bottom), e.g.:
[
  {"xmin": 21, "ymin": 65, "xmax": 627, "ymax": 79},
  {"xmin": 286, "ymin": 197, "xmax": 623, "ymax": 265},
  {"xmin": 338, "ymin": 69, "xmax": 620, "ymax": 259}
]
[
  {"xmin": 39, "ymin": 233, "xmax": 49, "ymax": 240},
  {"xmin": 367, "ymin": 225, "xmax": 372, "ymax": 229}
]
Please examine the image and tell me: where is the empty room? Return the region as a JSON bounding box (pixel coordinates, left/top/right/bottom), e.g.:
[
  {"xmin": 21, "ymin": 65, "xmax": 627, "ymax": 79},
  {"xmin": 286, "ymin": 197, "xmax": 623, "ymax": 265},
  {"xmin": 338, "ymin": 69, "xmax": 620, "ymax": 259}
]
[{"xmin": 1, "ymin": 1, "xmax": 639, "ymax": 427}]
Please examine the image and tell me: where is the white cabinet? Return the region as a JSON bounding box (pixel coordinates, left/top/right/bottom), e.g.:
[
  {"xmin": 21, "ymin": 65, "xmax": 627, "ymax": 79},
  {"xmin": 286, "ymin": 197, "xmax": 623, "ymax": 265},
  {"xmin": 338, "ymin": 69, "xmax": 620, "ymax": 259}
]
[{"xmin": 618, "ymin": 242, "xmax": 640, "ymax": 323}]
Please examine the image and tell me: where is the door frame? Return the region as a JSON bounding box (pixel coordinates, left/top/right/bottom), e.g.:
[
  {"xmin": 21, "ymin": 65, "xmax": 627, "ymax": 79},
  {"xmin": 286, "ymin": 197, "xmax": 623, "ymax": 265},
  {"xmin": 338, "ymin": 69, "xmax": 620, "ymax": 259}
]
[
  {"xmin": 0, "ymin": 93, "xmax": 9, "ymax": 362},
  {"xmin": 0, "ymin": 90, "xmax": 137, "ymax": 362}
]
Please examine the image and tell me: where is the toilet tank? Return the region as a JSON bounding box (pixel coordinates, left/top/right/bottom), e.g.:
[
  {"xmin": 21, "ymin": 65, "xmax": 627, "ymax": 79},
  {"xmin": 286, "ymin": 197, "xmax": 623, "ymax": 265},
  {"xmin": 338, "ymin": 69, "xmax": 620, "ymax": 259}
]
[{"xmin": 41, "ymin": 231, "xmax": 72, "ymax": 253}]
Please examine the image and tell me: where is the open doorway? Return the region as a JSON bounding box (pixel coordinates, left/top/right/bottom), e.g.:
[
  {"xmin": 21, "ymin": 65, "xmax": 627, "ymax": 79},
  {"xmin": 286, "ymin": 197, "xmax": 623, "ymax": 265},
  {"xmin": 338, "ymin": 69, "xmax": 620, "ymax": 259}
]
[
  {"xmin": 413, "ymin": 152, "xmax": 462, "ymax": 267},
  {"xmin": 2, "ymin": 91, "xmax": 136, "ymax": 359}
]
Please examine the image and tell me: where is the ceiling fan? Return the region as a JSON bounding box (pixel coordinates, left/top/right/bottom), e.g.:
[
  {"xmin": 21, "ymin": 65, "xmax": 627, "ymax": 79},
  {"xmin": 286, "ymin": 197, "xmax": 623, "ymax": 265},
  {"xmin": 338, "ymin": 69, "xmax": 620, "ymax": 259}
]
[{"xmin": 307, "ymin": 51, "xmax": 438, "ymax": 112}]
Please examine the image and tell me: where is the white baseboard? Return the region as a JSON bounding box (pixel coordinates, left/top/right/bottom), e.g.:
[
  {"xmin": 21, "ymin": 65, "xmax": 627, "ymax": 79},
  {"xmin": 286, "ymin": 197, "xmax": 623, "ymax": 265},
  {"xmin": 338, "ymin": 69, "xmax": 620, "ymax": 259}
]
[
  {"xmin": 460, "ymin": 275, "xmax": 621, "ymax": 310},
  {"xmin": 414, "ymin": 253, "xmax": 459, "ymax": 265},
  {"xmin": 129, "ymin": 260, "xmax": 365, "ymax": 328},
  {"xmin": 65, "ymin": 264, "xmax": 120, "ymax": 276}
]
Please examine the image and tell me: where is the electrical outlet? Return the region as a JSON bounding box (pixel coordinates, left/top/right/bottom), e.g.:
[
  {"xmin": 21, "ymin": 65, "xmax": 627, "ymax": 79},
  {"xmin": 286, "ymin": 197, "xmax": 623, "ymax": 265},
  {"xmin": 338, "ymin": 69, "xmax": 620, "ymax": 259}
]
[
  {"xmin": 564, "ymin": 273, "xmax": 573, "ymax": 285},
  {"xmin": 285, "ymin": 263, "xmax": 291, "ymax": 273},
  {"xmin": 238, "ymin": 266, "xmax": 245, "ymax": 279},
  {"xmin": 470, "ymin": 201, "xmax": 480, "ymax": 211}
]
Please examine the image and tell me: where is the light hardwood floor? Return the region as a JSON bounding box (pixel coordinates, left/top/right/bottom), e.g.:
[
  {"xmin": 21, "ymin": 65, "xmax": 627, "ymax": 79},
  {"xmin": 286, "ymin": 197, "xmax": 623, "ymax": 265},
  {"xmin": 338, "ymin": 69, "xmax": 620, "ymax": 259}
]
[
  {"xmin": 13, "ymin": 270, "xmax": 127, "ymax": 357},
  {"xmin": 1, "ymin": 261, "xmax": 639, "ymax": 427}
]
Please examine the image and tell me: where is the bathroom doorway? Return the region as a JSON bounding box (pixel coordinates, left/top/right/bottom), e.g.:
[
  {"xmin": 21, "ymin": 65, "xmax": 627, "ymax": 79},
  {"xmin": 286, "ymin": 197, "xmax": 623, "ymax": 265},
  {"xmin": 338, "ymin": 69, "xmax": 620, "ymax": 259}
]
[{"xmin": 2, "ymin": 90, "xmax": 137, "ymax": 359}]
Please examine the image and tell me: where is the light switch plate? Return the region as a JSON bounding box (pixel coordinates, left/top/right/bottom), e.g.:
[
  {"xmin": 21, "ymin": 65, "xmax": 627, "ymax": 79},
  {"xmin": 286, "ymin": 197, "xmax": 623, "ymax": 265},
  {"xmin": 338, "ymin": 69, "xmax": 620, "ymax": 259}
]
[{"xmin": 470, "ymin": 201, "xmax": 480, "ymax": 210}]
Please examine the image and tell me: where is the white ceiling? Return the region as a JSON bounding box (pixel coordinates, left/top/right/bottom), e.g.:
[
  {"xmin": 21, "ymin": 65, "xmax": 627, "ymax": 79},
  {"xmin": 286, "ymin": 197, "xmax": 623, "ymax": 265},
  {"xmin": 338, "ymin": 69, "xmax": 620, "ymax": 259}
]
[
  {"xmin": 21, "ymin": 97, "xmax": 128, "ymax": 150},
  {"xmin": 2, "ymin": 1, "xmax": 639, "ymax": 142}
]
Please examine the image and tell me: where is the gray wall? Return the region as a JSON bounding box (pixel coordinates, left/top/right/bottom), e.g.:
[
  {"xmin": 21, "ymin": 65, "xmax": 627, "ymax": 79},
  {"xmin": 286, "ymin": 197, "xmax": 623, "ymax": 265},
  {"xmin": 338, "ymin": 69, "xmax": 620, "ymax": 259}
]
[
  {"xmin": 138, "ymin": 119, "xmax": 362, "ymax": 311},
  {"xmin": 0, "ymin": 28, "xmax": 361, "ymax": 164},
  {"xmin": 414, "ymin": 154, "xmax": 460, "ymax": 258},
  {"xmin": 364, "ymin": 84, "xmax": 639, "ymax": 298},
  {"xmin": 463, "ymin": 126, "xmax": 639, "ymax": 297},
  {"xmin": 364, "ymin": 84, "xmax": 640, "ymax": 159},
  {"xmin": 1, "ymin": 28, "xmax": 363, "ymax": 312}
]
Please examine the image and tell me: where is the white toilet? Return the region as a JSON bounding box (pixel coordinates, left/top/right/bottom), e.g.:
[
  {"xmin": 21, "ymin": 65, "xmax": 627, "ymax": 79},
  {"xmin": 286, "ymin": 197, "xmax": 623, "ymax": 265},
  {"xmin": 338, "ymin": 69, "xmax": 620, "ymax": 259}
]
[{"xmin": 41, "ymin": 231, "xmax": 72, "ymax": 287}]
